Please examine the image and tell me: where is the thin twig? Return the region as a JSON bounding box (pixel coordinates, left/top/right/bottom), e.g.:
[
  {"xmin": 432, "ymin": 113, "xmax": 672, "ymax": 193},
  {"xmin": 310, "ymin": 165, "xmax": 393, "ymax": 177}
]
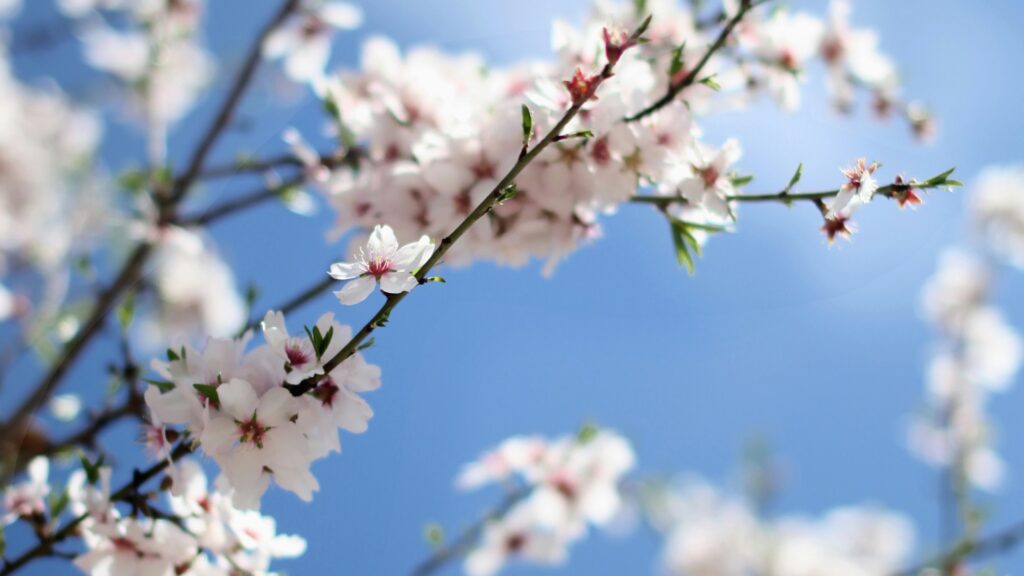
[
  {"xmin": 166, "ymin": 0, "xmax": 302, "ymax": 207},
  {"xmin": 0, "ymin": 442, "xmax": 192, "ymax": 575},
  {"xmin": 625, "ymin": 0, "xmax": 766, "ymax": 123}
]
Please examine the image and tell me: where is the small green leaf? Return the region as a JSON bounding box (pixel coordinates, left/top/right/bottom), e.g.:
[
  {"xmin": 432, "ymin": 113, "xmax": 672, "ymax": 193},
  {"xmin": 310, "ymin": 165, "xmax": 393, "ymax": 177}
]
[
  {"xmin": 144, "ymin": 378, "xmax": 175, "ymax": 393},
  {"xmin": 632, "ymin": 0, "xmax": 648, "ymax": 17},
  {"xmin": 424, "ymin": 523, "xmax": 445, "ymax": 549},
  {"xmin": 422, "ymin": 276, "xmax": 446, "ymax": 284},
  {"xmin": 48, "ymin": 488, "xmax": 70, "ymax": 519},
  {"xmin": 669, "ymin": 42, "xmax": 687, "ymax": 79},
  {"xmin": 318, "ymin": 326, "xmax": 334, "ymax": 359},
  {"xmin": 245, "ymin": 283, "xmax": 260, "ymax": 308},
  {"xmin": 79, "ymin": 453, "xmax": 104, "ymax": 485},
  {"xmin": 166, "ymin": 348, "xmax": 180, "ymax": 362},
  {"xmin": 193, "ymin": 383, "xmax": 220, "ymax": 409},
  {"xmin": 498, "ymin": 184, "xmax": 519, "ymax": 203},
  {"xmin": 670, "ymin": 220, "xmax": 696, "ymax": 275},
  {"xmin": 117, "ymin": 293, "xmax": 135, "ymax": 330},
  {"xmin": 117, "ymin": 170, "xmax": 148, "ymax": 195},
  {"xmin": 577, "ymin": 422, "xmax": 599, "ymax": 444},
  {"xmin": 699, "ymin": 75, "xmax": 721, "ymax": 91},
  {"xmin": 356, "ymin": 338, "xmax": 376, "ymax": 352},
  {"xmin": 730, "ymin": 174, "xmax": 754, "ymax": 187},
  {"xmin": 521, "ymin": 105, "xmax": 534, "ymax": 150},
  {"xmin": 0, "ymin": 523, "xmax": 6, "ymax": 557},
  {"xmin": 784, "ymin": 163, "xmax": 803, "ymax": 193}
]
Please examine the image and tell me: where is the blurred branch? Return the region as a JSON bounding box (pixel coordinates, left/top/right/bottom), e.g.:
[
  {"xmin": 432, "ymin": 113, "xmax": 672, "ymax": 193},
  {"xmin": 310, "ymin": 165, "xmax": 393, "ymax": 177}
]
[
  {"xmin": 236, "ymin": 274, "xmax": 337, "ymax": 337},
  {"xmin": 625, "ymin": 0, "xmax": 767, "ymax": 123},
  {"xmin": 411, "ymin": 487, "xmax": 530, "ymax": 576},
  {"xmin": 165, "ymin": 0, "xmax": 302, "ymax": 208},
  {"xmin": 894, "ymin": 518, "xmax": 1024, "ymax": 576}
]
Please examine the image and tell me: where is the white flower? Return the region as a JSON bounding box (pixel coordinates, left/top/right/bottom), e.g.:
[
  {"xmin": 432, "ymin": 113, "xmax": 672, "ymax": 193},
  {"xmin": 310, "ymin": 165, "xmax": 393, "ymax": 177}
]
[
  {"xmin": 673, "ymin": 139, "xmax": 742, "ymax": 221},
  {"xmin": 200, "ymin": 379, "xmax": 320, "ymax": 509},
  {"xmin": 263, "ymin": 1, "xmax": 363, "ymax": 82},
  {"xmin": 971, "ymin": 165, "xmax": 1024, "ymax": 267},
  {"xmin": 49, "ymin": 393, "xmax": 82, "ymax": 422},
  {"xmin": 2, "ymin": 456, "xmax": 49, "ymax": 525},
  {"xmin": 829, "ymin": 158, "xmax": 879, "ymax": 217},
  {"xmin": 465, "ymin": 501, "xmax": 570, "ymax": 576},
  {"xmin": 328, "ymin": 224, "xmax": 435, "ymax": 305}
]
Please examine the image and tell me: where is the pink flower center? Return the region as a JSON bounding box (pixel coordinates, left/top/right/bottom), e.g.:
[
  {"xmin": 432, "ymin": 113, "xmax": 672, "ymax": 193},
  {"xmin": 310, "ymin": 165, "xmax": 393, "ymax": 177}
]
[
  {"xmin": 313, "ymin": 381, "xmax": 340, "ymax": 408},
  {"xmin": 285, "ymin": 342, "xmax": 311, "ymax": 367},
  {"xmin": 699, "ymin": 166, "xmax": 720, "ymax": 189},
  {"xmin": 591, "ymin": 137, "xmax": 612, "ymax": 166},
  {"xmin": 238, "ymin": 416, "xmax": 269, "ymax": 448},
  {"xmin": 472, "ymin": 157, "xmax": 496, "ymax": 180},
  {"xmin": 505, "ymin": 533, "xmax": 527, "ymax": 553},
  {"xmin": 367, "ymin": 257, "xmax": 393, "ymax": 279}
]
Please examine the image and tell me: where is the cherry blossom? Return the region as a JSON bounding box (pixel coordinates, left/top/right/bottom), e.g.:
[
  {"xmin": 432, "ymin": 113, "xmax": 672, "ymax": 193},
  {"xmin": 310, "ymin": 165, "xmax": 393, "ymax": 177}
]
[
  {"xmin": 2, "ymin": 456, "xmax": 49, "ymax": 525},
  {"xmin": 829, "ymin": 158, "xmax": 879, "ymax": 216},
  {"xmin": 263, "ymin": 0, "xmax": 363, "ymax": 82},
  {"xmin": 328, "ymin": 224, "xmax": 435, "ymax": 305}
]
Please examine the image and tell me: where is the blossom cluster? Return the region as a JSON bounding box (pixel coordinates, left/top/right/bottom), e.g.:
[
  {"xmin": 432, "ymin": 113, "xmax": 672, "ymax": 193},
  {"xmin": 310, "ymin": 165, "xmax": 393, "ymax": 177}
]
[
  {"xmin": 971, "ymin": 165, "xmax": 1024, "ymax": 268},
  {"xmin": 2, "ymin": 456, "xmax": 306, "ymax": 575},
  {"xmin": 0, "ymin": 40, "xmax": 105, "ymax": 325},
  {"xmin": 281, "ymin": 0, "xmax": 921, "ymax": 274},
  {"xmin": 66, "ymin": 0, "xmax": 213, "ymax": 132},
  {"xmin": 144, "ymin": 310, "xmax": 380, "ymax": 509},
  {"xmin": 455, "ymin": 429, "xmax": 635, "ymax": 575},
  {"xmin": 649, "ymin": 480, "xmax": 914, "ymax": 576},
  {"xmin": 908, "ymin": 255, "xmax": 1022, "ymax": 490}
]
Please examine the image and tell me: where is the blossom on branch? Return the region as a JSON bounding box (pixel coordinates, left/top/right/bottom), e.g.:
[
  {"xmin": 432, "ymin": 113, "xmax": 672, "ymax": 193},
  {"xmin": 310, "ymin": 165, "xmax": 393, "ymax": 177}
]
[{"xmin": 328, "ymin": 224, "xmax": 435, "ymax": 305}]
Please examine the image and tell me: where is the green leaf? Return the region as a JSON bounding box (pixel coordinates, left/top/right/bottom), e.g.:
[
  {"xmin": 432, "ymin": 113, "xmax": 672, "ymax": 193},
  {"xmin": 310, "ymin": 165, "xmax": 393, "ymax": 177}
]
[
  {"xmin": 48, "ymin": 488, "xmax": 70, "ymax": 519},
  {"xmin": 117, "ymin": 293, "xmax": 135, "ymax": 330},
  {"xmin": 730, "ymin": 174, "xmax": 754, "ymax": 187},
  {"xmin": 498, "ymin": 184, "xmax": 519, "ymax": 203},
  {"xmin": 785, "ymin": 163, "xmax": 803, "ymax": 193},
  {"xmin": 577, "ymin": 422, "xmax": 599, "ymax": 444},
  {"xmin": 670, "ymin": 220, "xmax": 696, "ymax": 274},
  {"xmin": 144, "ymin": 378, "xmax": 175, "ymax": 393},
  {"xmin": 699, "ymin": 75, "xmax": 721, "ymax": 91},
  {"xmin": 117, "ymin": 169, "xmax": 148, "ymax": 195},
  {"xmin": 424, "ymin": 523, "xmax": 445, "ymax": 549},
  {"xmin": 633, "ymin": 0, "xmax": 648, "ymax": 17},
  {"xmin": 193, "ymin": 383, "xmax": 220, "ymax": 409},
  {"xmin": 521, "ymin": 105, "xmax": 534, "ymax": 150},
  {"xmin": 422, "ymin": 276, "xmax": 446, "ymax": 284},
  {"xmin": 318, "ymin": 326, "xmax": 334, "ymax": 359},
  {"xmin": 0, "ymin": 523, "xmax": 5, "ymax": 557},
  {"xmin": 669, "ymin": 42, "xmax": 687, "ymax": 79},
  {"xmin": 166, "ymin": 348, "xmax": 180, "ymax": 362},
  {"xmin": 79, "ymin": 453, "xmax": 104, "ymax": 485},
  {"xmin": 356, "ymin": 338, "xmax": 376, "ymax": 352}
]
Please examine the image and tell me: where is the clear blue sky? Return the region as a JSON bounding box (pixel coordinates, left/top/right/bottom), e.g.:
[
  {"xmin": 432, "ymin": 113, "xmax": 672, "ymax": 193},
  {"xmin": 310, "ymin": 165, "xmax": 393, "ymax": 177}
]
[{"xmin": 6, "ymin": 0, "xmax": 1024, "ymax": 574}]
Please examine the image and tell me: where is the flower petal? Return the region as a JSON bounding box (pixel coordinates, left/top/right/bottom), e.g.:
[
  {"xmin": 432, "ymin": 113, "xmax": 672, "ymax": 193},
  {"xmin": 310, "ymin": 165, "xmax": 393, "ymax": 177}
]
[{"xmin": 335, "ymin": 275, "xmax": 377, "ymax": 305}]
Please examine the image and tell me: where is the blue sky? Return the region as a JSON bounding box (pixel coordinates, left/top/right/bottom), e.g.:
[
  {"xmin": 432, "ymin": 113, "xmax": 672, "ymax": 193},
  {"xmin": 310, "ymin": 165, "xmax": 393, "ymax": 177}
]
[{"xmin": 5, "ymin": 0, "xmax": 1024, "ymax": 574}]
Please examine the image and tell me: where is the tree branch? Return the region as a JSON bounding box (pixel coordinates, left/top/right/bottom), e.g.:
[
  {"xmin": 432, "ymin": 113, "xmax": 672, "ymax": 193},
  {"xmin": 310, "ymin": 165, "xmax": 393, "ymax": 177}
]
[
  {"xmin": 411, "ymin": 487, "xmax": 530, "ymax": 576},
  {"xmin": 166, "ymin": 0, "xmax": 302, "ymax": 207},
  {"xmin": 625, "ymin": 0, "xmax": 766, "ymax": 123},
  {"xmin": 0, "ymin": 441, "xmax": 192, "ymax": 575}
]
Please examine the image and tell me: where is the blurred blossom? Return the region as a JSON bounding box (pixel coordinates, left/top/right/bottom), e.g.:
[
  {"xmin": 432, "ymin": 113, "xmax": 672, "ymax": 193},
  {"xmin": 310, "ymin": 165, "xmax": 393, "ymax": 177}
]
[
  {"xmin": 49, "ymin": 393, "xmax": 83, "ymax": 422},
  {"xmin": 971, "ymin": 165, "xmax": 1024, "ymax": 268},
  {"xmin": 657, "ymin": 480, "xmax": 913, "ymax": 576}
]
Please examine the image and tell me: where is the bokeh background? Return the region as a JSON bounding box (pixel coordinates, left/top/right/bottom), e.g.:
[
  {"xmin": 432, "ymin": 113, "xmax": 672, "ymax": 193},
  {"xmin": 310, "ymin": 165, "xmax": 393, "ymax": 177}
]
[{"xmin": 5, "ymin": 0, "xmax": 1024, "ymax": 573}]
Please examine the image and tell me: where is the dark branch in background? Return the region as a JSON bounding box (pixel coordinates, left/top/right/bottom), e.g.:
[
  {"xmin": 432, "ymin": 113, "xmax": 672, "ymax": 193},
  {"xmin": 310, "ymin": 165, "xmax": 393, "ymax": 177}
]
[
  {"xmin": 0, "ymin": 442, "xmax": 193, "ymax": 576},
  {"xmin": 411, "ymin": 488, "xmax": 531, "ymax": 576},
  {"xmin": 179, "ymin": 174, "xmax": 306, "ymax": 227},
  {"xmin": 165, "ymin": 0, "xmax": 302, "ymax": 208},
  {"xmin": 283, "ymin": 17, "xmax": 654, "ymax": 398},
  {"xmin": 0, "ymin": 244, "xmax": 151, "ymax": 462},
  {"xmin": 894, "ymin": 517, "xmax": 1024, "ymax": 576},
  {"xmin": 0, "ymin": 0, "xmax": 301, "ymax": 471},
  {"xmin": 625, "ymin": 0, "xmax": 766, "ymax": 123},
  {"xmin": 235, "ymin": 274, "xmax": 337, "ymax": 338}
]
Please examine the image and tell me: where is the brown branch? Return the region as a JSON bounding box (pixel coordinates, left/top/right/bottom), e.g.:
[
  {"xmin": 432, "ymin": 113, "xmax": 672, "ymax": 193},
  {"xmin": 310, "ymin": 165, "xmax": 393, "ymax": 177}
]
[
  {"xmin": 411, "ymin": 487, "xmax": 530, "ymax": 576},
  {"xmin": 166, "ymin": 0, "xmax": 302, "ymax": 207},
  {"xmin": 625, "ymin": 0, "xmax": 765, "ymax": 123}
]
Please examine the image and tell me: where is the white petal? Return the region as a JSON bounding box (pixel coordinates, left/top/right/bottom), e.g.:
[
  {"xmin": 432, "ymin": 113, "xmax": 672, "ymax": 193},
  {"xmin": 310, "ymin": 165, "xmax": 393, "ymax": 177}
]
[
  {"xmin": 200, "ymin": 417, "xmax": 238, "ymax": 457},
  {"xmin": 258, "ymin": 387, "xmax": 299, "ymax": 427},
  {"xmin": 328, "ymin": 261, "xmax": 363, "ymax": 280},
  {"xmin": 367, "ymin": 225, "xmax": 399, "ymax": 258},
  {"xmin": 319, "ymin": 2, "xmax": 363, "ymax": 29},
  {"xmin": 218, "ymin": 379, "xmax": 260, "ymax": 420},
  {"xmin": 380, "ymin": 272, "xmax": 418, "ymax": 294},
  {"xmin": 335, "ymin": 276, "xmax": 377, "ymax": 305},
  {"xmin": 285, "ymin": 37, "xmax": 330, "ymax": 81},
  {"xmin": 262, "ymin": 26, "xmax": 298, "ymax": 59}
]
